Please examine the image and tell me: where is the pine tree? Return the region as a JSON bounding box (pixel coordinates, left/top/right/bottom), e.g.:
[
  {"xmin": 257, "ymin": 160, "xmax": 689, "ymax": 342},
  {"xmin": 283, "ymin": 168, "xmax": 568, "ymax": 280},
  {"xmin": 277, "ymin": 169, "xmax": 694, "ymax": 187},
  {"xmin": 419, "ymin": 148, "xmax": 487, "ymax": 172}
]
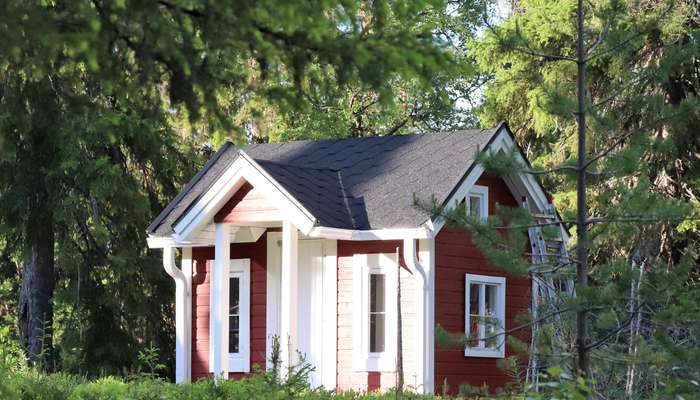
[{"xmin": 423, "ymin": 0, "xmax": 699, "ymax": 397}]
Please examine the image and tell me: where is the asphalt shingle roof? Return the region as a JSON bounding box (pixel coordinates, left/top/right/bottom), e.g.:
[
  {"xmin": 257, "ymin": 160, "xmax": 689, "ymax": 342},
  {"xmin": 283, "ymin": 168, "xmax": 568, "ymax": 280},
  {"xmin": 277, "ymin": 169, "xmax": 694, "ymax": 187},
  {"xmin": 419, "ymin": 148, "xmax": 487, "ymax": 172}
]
[{"xmin": 148, "ymin": 126, "xmax": 501, "ymax": 236}]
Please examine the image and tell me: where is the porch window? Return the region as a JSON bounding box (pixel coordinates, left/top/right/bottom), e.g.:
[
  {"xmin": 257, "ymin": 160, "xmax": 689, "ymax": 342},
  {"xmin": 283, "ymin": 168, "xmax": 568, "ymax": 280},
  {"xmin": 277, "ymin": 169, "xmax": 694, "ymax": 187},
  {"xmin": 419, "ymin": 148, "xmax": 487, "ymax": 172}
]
[
  {"xmin": 227, "ymin": 260, "xmax": 250, "ymax": 372},
  {"xmin": 467, "ymin": 185, "xmax": 489, "ymax": 220},
  {"xmin": 228, "ymin": 275, "xmax": 241, "ymax": 354},
  {"xmin": 369, "ymin": 273, "xmax": 386, "ymax": 353},
  {"xmin": 352, "ymin": 253, "xmax": 397, "ymax": 372},
  {"xmin": 464, "ymin": 274, "xmax": 506, "ymax": 358}
]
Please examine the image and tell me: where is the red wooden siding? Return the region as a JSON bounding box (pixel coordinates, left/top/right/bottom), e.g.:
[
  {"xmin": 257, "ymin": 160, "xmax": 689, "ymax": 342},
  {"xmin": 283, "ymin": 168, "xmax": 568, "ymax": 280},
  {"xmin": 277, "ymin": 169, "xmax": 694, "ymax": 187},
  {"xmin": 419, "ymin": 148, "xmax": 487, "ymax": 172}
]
[
  {"xmin": 190, "ymin": 233, "xmax": 268, "ymax": 380},
  {"xmin": 434, "ymin": 175, "xmax": 531, "ymax": 394},
  {"xmin": 214, "ymin": 181, "xmax": 282, "ymax": 223},
  {"xmin": 336, "ymin": 240, "xmax": 416, "ymax": 391}
]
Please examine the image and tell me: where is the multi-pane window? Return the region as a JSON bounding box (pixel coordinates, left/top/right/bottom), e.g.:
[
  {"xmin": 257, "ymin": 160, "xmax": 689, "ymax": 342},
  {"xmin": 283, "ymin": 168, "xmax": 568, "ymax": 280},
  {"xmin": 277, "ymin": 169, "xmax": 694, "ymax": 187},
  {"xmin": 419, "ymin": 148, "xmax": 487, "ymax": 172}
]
[
  {"xmin": 369, "ymin": 274, "xmax": 386, "ymax": 353},
  {"xmin": 465, "ymin": 274, "xmax": 506, "ymax": 358},
  {"xmin": 467, "ymin": 185, "xmax": 488, "ymax": 220},
  {"xmin": 229, "ymin": 276, "xmax": 241, "ymax": 354}
]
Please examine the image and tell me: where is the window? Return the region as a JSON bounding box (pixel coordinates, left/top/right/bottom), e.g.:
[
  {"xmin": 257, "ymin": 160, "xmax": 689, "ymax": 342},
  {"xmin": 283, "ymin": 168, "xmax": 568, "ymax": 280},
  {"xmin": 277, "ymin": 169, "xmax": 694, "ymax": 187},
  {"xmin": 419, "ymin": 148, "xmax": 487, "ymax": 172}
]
[
  {"xmin": 464, "ymin": 274, "xmax": 506, "ymax": 358},
  {"xmin": 352, "ymin": 253, "xmax": 397, "ymax": 372},
  {"xmin": 467, "ymin": 185, "xmax": 489, "ymax": 220},
  {"xmin": 228, "ymin": 275, "xmax": 241, "ymax": 354},
  {"xmin": 369, "ymin": 274, "xmax": 385, "ymax": 353},
  {"xmin": 227, "ymin": 260, "xmax": 250, "ymax": 372}
]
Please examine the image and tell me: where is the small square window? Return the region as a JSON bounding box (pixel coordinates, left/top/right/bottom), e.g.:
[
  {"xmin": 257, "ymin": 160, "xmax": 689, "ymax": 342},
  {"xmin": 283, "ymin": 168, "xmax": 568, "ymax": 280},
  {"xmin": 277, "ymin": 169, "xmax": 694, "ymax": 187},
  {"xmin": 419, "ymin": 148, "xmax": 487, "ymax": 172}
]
[{"xmin": 466, "ymin": 185, "xmax": 488, "ymax": 220}]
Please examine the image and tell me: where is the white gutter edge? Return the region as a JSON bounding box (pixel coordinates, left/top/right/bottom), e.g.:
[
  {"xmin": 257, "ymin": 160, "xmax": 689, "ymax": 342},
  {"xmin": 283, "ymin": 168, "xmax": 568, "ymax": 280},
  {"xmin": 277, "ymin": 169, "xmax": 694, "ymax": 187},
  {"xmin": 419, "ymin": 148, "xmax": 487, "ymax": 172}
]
[
  {"xmin": 308, "ymin": 226, "xmax": 433, "ymax": 241},
  {"xmin": 163, "ymin": 247, "xmax": 192, "ymax": 383}
]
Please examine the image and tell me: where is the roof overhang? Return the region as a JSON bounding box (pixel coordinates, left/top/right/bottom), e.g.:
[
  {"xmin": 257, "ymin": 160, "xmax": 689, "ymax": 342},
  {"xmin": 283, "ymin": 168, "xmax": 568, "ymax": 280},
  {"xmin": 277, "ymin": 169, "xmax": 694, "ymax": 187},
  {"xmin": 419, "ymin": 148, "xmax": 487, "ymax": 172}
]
[{"xmin": 147, "ymin": 150, "xmax": 317, "ymax": 249}]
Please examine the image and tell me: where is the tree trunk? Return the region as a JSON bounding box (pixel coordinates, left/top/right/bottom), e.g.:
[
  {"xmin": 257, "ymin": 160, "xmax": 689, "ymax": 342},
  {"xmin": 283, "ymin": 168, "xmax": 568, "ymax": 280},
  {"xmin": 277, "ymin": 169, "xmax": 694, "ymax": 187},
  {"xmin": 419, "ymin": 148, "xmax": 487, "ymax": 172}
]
[
  {"xmin": 18, "ymin": 190, "xmax": 55, "ymax": 371},
  {"xmin": 575, "ymin": 0, "xmax": 590, "ymax": 379}
]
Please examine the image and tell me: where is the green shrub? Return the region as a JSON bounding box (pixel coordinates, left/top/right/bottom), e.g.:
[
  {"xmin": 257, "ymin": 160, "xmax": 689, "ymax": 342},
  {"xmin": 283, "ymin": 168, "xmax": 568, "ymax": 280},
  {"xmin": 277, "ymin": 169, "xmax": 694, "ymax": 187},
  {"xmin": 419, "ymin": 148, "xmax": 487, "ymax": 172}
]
[
  {"xmin": 12, "ymin": 372, "xmax": 83, "ymax": 400},
  {"xmin": 68, "ymin": 377, "xmax": 128, "ymax": 400}
]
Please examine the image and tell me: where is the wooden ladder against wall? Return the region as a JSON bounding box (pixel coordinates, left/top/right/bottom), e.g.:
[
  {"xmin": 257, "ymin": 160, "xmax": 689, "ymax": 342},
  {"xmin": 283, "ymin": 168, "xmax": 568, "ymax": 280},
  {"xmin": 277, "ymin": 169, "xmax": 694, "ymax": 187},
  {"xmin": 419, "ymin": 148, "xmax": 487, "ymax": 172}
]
[{"xmin": 522, "ymin": 197, "xmax": 575, "ymax": 389}]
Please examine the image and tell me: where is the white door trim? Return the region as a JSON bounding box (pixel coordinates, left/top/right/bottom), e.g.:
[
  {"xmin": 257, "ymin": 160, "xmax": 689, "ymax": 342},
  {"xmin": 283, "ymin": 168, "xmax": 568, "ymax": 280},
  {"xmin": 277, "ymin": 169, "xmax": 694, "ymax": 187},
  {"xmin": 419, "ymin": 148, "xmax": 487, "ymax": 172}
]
[{"xmin": 265, "ymin": 232, "xmax": 337, "ymax": 389}]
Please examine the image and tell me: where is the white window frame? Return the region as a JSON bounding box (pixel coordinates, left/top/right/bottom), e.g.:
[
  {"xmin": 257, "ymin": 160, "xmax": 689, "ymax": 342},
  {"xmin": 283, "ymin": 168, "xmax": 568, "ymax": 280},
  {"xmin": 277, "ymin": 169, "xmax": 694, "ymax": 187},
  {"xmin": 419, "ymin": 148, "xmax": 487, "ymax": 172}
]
[
  {"xmin": 464, "ymin": 274, "xmax": 506, "ymax": 358},
  {"xmin": 467, "ymin": 185, "xmax": 489, "ymax": 221},
  {"xmin": 352, "ymin": 253, "xmax": 398, "ymax": 372},
  {"xmin": 210, "ymin": 258, "xmax": 251, "ymax": 374}
]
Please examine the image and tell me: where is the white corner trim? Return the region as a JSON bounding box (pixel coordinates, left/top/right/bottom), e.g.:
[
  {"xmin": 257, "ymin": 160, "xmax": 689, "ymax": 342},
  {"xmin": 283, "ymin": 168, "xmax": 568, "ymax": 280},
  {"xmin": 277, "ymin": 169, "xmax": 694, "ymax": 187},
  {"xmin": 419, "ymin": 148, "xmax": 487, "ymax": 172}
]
[
  {"xmin": 464, "ymin": 274, "xmax": 506, "ymax": 359},
  {"xmin": 352, "ymin": 252, "xmax": 398, "ymax": 372},
  {"xmin": 308, "ymin": 226, "xmax": 433, "ymax": 241},
  {"xmin": 172, "ymin": 150, "xmax": 317, "ymax": 243},
  {"xmin": 322, "ymin": 239, "xmax": 338, "ymax": 389}
]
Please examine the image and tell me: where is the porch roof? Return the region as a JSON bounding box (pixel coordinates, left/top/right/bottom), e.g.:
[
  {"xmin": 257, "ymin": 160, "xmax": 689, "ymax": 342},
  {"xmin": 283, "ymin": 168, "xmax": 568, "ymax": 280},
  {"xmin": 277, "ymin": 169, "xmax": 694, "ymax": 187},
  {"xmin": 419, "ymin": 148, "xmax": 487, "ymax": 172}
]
[{"xmin": 147, "ymin": 125, "xmax": 502, "ymax": 237}]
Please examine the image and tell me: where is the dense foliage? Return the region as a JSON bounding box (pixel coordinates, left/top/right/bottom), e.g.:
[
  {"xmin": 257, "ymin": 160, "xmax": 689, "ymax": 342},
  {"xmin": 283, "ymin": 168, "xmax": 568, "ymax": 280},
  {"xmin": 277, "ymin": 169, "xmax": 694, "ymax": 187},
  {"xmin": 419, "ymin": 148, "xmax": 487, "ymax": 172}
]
[
  {"xmin": 0, "ymin": 0, "xmax": 489, "ymax": 379},
  {"xmin": 463, "ymin": 0, "xmax": 700, "ymax": 397},
  {"xmin": 2, "ymin": 0, "xmax": 699, "ymax": 397}
]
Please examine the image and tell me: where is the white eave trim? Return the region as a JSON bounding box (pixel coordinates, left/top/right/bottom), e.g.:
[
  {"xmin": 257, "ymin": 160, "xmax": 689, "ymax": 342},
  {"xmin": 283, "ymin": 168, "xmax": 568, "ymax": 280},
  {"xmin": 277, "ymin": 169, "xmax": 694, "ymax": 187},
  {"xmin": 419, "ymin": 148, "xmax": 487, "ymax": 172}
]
[
  {"xmin": 307, "ymin": 226, "xmax": 433, "ymax": 241},
  {"xmin": 170, "ymin": 149, "xmax": 317, "ymax": 243},
  {"xmin": 147, "ymin": 236, "xmax": 211, "ymax": 249}
]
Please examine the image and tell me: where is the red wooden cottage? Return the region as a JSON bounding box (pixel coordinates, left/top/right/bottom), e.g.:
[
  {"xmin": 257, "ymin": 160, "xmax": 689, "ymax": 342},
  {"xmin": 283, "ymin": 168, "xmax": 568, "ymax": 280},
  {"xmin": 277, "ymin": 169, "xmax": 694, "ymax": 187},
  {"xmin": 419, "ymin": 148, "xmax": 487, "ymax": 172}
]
[{"xmin": 146, "ymin": 122, "xmax": 561, "ymax": 393}]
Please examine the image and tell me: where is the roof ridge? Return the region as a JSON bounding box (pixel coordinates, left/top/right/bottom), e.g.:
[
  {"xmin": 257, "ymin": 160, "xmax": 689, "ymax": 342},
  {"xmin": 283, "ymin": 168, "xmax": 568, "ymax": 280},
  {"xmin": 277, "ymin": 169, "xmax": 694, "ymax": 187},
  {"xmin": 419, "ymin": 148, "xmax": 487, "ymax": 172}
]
[{"xmin": 244, "ymin": 127, "xmax": 495, "ymax": 149}]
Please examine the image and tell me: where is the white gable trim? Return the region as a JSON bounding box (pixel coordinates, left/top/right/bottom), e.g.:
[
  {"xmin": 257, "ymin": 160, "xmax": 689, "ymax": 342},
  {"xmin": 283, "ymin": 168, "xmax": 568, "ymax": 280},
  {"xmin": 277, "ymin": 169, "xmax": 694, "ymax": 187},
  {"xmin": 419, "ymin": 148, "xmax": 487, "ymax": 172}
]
[
  {"xmin": 430, "ymin": 125, "xmax": 558, "ymax": 236},
  {"xmin": 171, "ymin": 150, "xmax": 316, "ymax": 243}
]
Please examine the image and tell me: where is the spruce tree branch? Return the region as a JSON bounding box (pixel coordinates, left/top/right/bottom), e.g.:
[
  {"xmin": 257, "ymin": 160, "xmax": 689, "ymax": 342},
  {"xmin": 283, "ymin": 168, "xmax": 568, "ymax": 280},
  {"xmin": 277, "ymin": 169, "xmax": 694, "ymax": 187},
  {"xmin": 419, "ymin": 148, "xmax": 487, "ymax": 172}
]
[
  {"xmin": 482, "ymin": 14, "xmax": 577, "ymax": 63},
  {"xmin": 587, "ymin": 215, "xmax": 700, "ymax": 225},
  {"xmin": 584, "ymin": 302, "xmax": 645, "ymax": 351},
  {"xmin": 583, "ymin": 112, "xmax": 682, "ymax": 168},
  {"xmin": 583, "ymin": 3, "xmax": 673, "ymax": 63},
  {"xmin": 585, "ymin": 20, "xmax": 610, "ymax": 56},
  {"xmin": 157, "ymin": 0, "xmax": 207, "ymax": 18}
]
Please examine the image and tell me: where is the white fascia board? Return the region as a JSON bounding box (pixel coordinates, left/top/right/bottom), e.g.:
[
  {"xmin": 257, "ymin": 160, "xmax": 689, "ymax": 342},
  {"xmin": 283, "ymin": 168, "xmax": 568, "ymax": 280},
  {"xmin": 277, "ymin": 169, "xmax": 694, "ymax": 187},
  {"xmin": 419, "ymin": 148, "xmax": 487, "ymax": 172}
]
[
  {"xmin": 147, "ymin": 236, "xmax": 211, "ymax": 249},
  {"xmin": 307, "ymin": 226, "xmax": 433, "ymax": 241},
  {"xmin": 171, "ymin": 150, "xmax": 317, "ymax": 243}
]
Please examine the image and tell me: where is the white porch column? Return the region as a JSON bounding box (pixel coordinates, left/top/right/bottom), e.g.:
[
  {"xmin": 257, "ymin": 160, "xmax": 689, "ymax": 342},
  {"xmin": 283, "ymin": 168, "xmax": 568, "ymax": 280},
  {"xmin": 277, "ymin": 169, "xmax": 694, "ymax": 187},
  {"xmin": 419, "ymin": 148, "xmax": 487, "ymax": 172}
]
[
  {"xmin": 280, "ymin": 220, "xmax": 299, "ymax": 373},
  {"xmin": 211, "ymin": 223, "xmax": 231, "ymax": 380},
  {"xmin": 181, "ymin": 247, "xmax": 193, "ymax": 382}
]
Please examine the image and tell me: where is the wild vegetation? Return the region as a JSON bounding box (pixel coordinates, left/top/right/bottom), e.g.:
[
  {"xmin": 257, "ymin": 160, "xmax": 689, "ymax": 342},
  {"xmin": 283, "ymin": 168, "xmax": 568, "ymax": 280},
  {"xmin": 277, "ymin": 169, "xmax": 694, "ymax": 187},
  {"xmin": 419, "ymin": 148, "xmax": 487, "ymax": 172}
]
[{"xmin": 0, "ymin": 0, "xmax": 698, "ymax": 398}]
